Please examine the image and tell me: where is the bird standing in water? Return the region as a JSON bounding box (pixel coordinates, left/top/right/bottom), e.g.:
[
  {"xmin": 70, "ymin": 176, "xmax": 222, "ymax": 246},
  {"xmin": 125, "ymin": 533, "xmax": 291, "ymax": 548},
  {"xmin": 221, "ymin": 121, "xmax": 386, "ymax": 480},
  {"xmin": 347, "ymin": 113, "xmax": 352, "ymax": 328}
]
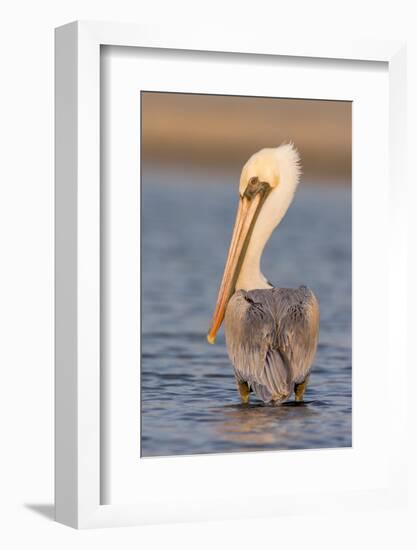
[{"xmin": 207, "ymin": 144, "xmax": 319, "ymax": 405}]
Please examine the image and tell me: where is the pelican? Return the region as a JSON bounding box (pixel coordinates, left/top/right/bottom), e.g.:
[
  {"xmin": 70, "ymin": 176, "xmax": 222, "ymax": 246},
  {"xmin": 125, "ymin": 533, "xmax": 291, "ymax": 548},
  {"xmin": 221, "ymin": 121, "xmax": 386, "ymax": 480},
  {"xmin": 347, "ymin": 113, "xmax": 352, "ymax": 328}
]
[{"xmin": 207, "ymin": 144, "xmax": 319, "ymax": 405}]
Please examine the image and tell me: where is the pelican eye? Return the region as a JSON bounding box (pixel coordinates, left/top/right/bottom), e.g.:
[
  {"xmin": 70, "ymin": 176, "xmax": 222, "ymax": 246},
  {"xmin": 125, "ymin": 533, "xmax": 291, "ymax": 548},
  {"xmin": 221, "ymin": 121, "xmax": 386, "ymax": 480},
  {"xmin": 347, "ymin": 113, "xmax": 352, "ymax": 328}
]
[{"xmin": 244, "ymin": 178, "xmax": 271, "ymax": 200}]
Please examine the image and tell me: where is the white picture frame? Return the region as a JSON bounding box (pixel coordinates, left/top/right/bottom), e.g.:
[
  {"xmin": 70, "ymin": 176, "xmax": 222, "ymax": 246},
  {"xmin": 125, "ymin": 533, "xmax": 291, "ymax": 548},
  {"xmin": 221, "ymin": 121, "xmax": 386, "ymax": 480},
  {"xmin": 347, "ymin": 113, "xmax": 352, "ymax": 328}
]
[{"xmin": 55, "ymin": 21, "xmax": 407, "ymax": 529}]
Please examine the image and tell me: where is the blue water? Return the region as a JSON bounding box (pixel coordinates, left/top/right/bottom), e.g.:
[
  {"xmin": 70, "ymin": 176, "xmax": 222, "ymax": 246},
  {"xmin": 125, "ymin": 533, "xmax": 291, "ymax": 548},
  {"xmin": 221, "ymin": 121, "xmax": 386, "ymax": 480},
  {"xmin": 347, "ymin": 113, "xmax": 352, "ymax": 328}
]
[{"xmin": 141, "ymin": 171, "xmax": 352, "ymax": 457}]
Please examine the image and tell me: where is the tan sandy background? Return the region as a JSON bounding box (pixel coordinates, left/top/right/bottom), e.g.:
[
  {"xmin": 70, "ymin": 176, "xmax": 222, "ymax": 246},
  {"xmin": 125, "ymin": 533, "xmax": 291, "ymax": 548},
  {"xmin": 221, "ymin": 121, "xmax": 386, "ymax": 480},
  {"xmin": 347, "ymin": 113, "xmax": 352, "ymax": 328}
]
[{"xmin": 141, "ymin": 92, "xmax": 351, "ymax": 184}]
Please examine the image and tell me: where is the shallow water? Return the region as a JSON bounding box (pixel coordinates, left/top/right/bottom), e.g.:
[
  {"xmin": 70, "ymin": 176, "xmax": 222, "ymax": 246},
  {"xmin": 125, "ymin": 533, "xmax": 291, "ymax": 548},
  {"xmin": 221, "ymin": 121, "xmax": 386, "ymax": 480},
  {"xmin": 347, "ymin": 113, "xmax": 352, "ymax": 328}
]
[{"xmin": 141, "ymin": 172, "xmax": 352, "ymax": 457}]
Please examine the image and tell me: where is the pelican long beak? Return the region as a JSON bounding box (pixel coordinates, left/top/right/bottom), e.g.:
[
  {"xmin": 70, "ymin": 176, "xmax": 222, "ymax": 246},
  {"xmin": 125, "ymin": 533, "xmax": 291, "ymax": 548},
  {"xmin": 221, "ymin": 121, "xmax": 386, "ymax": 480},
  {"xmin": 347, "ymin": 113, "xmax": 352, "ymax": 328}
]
[{"xmin": 207, "ymin": 192, "xmax": 266, "ymax": 344}]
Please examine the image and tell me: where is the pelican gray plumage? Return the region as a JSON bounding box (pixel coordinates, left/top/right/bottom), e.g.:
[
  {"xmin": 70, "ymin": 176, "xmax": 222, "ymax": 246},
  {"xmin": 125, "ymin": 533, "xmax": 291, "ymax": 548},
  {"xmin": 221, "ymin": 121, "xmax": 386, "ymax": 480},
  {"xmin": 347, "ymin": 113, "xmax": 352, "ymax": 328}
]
[{"xmin": 207, "ymin": 143, "xmax": 319, "ymax": 405}]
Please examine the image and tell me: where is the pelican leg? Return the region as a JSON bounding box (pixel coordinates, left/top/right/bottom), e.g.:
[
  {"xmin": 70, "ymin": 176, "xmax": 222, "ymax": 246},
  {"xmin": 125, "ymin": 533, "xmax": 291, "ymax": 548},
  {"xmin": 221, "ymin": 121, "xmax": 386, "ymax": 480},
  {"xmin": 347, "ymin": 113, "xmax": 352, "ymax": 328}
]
[
  {"xmin": 236, "ymin": 379, "xmax": 250, "ymax": 404},
  {"xmin": 294, "ymin": 375, "xmax": 310, "ymax": 402}
]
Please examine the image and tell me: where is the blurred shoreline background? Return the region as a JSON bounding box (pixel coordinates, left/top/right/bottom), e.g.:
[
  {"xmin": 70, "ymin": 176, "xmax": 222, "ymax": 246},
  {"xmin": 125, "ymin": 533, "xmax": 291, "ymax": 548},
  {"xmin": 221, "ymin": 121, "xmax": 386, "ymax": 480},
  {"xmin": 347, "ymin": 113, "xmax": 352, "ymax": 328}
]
[{"xmin": 141, "ymin": 92, "xmax": 351, "ymax": 184}]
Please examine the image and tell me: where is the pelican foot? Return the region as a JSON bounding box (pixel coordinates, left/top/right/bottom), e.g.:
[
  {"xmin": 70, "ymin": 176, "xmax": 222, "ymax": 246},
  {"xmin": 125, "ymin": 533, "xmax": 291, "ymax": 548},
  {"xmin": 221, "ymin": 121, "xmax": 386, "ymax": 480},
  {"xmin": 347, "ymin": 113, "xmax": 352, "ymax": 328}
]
[
  {"xmin": 236, "ymin": 380, "xmax": 250, "ymax": 404},
  {"xmin": 294, "ymin": 376, "xmax": 310, "ymax": 402}
]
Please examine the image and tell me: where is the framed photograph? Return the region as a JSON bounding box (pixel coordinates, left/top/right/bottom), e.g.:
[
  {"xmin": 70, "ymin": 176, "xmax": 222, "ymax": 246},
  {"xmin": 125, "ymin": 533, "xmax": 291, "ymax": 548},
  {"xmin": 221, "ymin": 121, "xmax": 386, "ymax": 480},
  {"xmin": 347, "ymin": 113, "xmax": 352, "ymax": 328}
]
[{"xmin": 55, "ymin": 21, "xmax": 407, "ymax": 528}]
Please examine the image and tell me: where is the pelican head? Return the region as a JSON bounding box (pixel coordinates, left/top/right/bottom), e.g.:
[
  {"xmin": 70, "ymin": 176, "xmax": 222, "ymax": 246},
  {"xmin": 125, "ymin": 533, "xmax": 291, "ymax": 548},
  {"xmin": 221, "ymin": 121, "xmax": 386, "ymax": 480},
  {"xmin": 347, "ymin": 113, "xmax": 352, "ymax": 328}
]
[{"xmin": 207, "ymin": 143, "xmax": 301, "ymax": 344}]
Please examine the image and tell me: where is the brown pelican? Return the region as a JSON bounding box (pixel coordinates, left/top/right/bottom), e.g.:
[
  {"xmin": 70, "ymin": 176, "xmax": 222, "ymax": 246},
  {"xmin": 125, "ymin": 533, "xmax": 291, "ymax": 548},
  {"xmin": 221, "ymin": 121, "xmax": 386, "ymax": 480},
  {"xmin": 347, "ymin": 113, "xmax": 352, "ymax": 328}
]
[{"xmin": 207, "ymin": 144, "xmax": 319, "ymax": 405}]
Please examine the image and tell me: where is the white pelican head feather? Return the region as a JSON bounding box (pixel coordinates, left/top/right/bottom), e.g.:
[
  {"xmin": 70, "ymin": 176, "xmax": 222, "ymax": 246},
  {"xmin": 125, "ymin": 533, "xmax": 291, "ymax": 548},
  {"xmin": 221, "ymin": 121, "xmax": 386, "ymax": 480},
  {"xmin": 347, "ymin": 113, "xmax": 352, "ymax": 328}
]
[{"xmin": 208, "ymin": 143, "xmax": 301, "ymax": 344}]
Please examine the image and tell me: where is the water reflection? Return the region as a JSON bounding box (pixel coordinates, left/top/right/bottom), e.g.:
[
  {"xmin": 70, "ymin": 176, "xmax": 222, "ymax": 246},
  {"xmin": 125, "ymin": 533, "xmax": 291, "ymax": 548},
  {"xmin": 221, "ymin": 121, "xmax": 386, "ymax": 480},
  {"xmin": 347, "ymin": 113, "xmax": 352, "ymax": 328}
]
[{"xmin": 213, "ymin": 403, "xmax": 319, "ymax": 447}]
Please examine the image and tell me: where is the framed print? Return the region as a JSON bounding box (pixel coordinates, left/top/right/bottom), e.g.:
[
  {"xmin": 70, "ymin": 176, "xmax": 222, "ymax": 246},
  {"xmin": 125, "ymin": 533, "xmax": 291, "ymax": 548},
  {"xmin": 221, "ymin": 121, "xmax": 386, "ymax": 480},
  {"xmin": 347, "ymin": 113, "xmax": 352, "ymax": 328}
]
[{"xmin": 55, "ymin": 21, "xmax": 407, "ymax": 528}]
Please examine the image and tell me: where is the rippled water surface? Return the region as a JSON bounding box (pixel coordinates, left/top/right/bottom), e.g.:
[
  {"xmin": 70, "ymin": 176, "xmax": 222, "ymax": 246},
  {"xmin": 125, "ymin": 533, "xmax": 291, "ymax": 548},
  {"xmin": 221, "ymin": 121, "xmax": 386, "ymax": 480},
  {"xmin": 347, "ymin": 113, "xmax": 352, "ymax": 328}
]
[{"xmin": 141, "ymin": 172, "xmax": 352, "ymax": 457}]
